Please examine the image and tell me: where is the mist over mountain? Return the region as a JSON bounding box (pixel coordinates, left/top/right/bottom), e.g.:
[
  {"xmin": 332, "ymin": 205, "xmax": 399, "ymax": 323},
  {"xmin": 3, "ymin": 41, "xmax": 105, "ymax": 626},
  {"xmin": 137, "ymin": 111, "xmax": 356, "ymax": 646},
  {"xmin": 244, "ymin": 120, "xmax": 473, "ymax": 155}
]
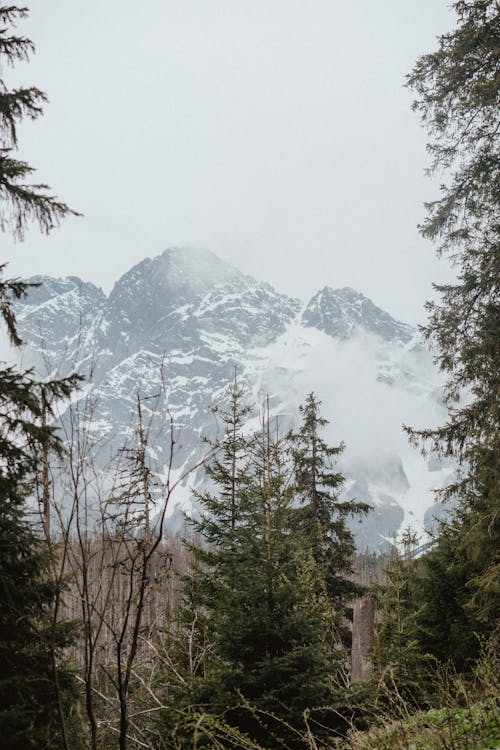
[{"xmin": 14, "ymin": 247, "xmax": 451, "ymax": 550}]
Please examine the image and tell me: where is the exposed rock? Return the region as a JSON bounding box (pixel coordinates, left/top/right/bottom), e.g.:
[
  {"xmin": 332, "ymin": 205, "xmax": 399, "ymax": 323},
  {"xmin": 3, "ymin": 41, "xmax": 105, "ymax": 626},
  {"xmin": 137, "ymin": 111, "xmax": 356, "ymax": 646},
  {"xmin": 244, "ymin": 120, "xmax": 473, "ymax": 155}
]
[
  {"xmin": 302, "ymin": 286, "xmax": 414, "ymax": 343},
  {"xmin": 14, "ymin": 247, "xmax": 449, "ymax": 550}
]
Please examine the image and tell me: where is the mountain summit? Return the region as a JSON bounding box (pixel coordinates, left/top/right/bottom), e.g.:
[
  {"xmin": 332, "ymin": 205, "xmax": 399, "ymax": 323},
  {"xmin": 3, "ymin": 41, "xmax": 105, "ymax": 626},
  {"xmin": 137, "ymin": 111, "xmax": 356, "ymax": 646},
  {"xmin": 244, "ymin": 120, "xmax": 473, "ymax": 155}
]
[
  {"xmin": 108, "ymin": 247, "xmax": 243, "ymax": 324},
  {"xmin": 14, "ymin": 247, "xmax": 449, "ymax": 550},
  {"xmin": 302, "ymin": 286, "xmax": 414, "ymax": 343}
]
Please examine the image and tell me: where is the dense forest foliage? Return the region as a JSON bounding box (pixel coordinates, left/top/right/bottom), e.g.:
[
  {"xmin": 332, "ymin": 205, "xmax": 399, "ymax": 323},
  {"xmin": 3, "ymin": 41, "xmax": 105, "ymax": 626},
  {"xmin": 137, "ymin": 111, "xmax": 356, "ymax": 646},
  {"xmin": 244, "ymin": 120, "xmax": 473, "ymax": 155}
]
[{"xmin": 0, "ymin": 2, "xmax": 498, "ymax": 748}]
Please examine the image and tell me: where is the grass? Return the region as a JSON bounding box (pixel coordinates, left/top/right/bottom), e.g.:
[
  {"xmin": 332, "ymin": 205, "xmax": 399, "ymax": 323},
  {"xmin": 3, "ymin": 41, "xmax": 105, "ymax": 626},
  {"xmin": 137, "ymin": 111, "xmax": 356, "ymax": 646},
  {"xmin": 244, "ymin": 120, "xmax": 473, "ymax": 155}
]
[{"xmin": 335, "ymin": 698, "xmax": 500, "ymax": 750}]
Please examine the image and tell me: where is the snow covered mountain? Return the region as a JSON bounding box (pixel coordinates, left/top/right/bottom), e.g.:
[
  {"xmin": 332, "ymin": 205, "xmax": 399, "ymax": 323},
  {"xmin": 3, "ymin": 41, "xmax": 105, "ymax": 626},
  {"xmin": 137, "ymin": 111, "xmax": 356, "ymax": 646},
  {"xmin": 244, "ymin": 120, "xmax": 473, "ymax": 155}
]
[
  {"xmin": 14, "ymin": 247, "xmax": 452, "ymax": 550},
  {"xmin": 302, "ymin": 286, "xmax": 414, "ymax": 343}
]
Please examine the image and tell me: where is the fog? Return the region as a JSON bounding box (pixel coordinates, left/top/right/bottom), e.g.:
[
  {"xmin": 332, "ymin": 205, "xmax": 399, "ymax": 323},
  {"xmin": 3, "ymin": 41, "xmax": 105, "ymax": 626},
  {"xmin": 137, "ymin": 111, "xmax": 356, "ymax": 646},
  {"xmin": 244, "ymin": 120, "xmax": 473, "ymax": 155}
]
[
  {"xmin": 4, "ymin": 0, "xmax": 455, "ymax": 326},
  {"xmin": 246, "ymin": 323, "xmax": 449, "ymax": 530}
]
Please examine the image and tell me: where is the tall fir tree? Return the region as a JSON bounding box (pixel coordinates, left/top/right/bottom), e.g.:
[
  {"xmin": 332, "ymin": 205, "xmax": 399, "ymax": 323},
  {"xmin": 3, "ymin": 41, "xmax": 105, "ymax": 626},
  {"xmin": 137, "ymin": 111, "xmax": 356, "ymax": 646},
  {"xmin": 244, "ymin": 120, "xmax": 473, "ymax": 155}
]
[
  {"xmin": 0, "ymin": 6, "xmax": 80, "ymax": 747},
  {"xmin": 0, "ymin": 336, "xmax": 80, "ymax": 749},
  {"xmin": 373, "ymin": 529, "xmax": 432, "ymax": 704},
  {"xmin": 290, "ymin": 393, "xmax": 369, "ymax": 637},
  {"xmin": 0, "ymin": 6, "xmax": 77, "ymax": 237},
  {"xmin": 159, "ymin": 388, "xmax": 343, "ymax": 749},
  {"xmin": 405, "ymin": 0, "xmax": 499, "ymax": 634},
  {"xmin": 412, "ymin": 511, "xmax": 493, "ymax": 672},
  {"xmin": 157, "ymin": 378, "xmax": 253, "ymax": 744}
]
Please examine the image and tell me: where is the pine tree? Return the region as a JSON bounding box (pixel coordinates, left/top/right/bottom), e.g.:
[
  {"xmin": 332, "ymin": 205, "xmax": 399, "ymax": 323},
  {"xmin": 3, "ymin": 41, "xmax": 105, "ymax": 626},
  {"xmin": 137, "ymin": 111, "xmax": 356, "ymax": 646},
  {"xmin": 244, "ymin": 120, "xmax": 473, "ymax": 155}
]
[
  {"xmin": 405, "ymin": 0, "xmax": 499, "ymax": 632},
  {"xmin": 159, "ymin": 389, "xmax": 341, "ymax": 749},
  {"xmin": 374, "ymin": 529, "xmax": 431, "ymax": 703},
  {"xmin": 412, "ymin": 512, "xmax": 492, "ymax": 672},
  {"xmin": 0, "ymin": 270, "xmax": 80, "ymax": 749},
  {"xmin": 0, "ymin": 6, "xmax": 78, "ymax": 237},
  {"xmin": 290, "ymin": 393, "xmax": 369, "ymax": 635},
  {"xmin": 157, "ymin": 380, "xmax": 254, "ymax": 746},
  {"xmin": 193, "ymin": 374, "xmax": 253, "ymax": 543},
  {"xmin": 0, "ymin": 7, "xmax": 80, "ymax": 747},
  {"xmin": 213, "ymin": 401, "xmax": 336, "ymax": 744}
]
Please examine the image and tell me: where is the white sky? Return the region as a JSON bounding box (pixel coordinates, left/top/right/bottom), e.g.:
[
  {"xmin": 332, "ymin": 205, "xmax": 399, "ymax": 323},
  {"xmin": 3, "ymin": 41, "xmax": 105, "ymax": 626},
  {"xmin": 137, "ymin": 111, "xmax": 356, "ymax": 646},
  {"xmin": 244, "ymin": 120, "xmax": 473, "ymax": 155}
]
[{"xmin": 3, "ymin": 0, "xmax": 455, "ymax": 325}]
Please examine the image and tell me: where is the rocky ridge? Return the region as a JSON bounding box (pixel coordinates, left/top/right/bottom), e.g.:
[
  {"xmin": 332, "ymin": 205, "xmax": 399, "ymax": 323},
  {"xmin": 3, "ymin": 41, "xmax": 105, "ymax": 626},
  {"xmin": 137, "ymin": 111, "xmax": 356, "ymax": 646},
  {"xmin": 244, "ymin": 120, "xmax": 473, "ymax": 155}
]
[{"xmin": 14, "ymin": 247, "xmax": 452, "ymax": 550}]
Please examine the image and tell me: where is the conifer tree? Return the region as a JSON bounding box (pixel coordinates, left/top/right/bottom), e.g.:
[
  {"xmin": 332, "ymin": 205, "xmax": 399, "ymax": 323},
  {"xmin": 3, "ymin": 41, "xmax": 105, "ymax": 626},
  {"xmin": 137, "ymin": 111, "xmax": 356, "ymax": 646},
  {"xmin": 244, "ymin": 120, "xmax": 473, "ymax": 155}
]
[
  {"xmin": 0, "ymin": 6, "xmax": 80, "ymax": 747},
  {"xmin": 158, "ymin": 380, "xmax": 253, "ymax": 746},
  {"xmin": 405, "ymin": 0, "xmax": 499, "ymax": 631},
  {"xmin": 0, "ymin": 6, "xmax": 77, "ymax": 238},
  {"xmin": 290, "ymin": 393, "xmax": 369, "ymax": 634},
  {"xmin": 374, "ymin": 529, "xmax": 431, "ymax": 703},
  {"xmin": 159, "ymin": 389, "xmax": 342, "ymax": 749},
  {"xmin": 412, "ymin": 513, "xmax": 492, "ymax": 672},
  {"xmin": 0, "ymin": 268, "xmax": 80, "ymax": 749}
]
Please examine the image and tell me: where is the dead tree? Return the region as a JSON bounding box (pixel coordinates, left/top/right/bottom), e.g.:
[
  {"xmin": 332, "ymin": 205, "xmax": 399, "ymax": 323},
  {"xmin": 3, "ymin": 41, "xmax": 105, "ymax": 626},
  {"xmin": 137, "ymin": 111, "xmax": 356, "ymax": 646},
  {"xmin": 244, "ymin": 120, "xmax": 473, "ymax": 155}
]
[{"xmin": 41, "ymin": 371, "xmax": 212, "ymax": 749}]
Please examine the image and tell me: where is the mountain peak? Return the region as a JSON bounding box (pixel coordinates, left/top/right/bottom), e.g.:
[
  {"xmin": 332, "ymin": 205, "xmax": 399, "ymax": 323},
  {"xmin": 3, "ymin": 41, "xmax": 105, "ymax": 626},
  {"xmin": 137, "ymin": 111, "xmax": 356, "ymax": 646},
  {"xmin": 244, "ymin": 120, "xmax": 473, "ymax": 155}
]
[
  {"xmin": 302, "ymin": 286, "xmax": 414, "ymax": 343},
  {"xmin": 107, "ymin": 247, "xmax": 245, "ymax": 329},
  {"xmin": 156, "ymin": 246, "xmax": 243, "ymax": 287},
  {"xmin": 12, "ymin": 248, "xmax": 441, "ymax": 551},
  {"xmin": 16, "ymin": 275, "xmax": 104, "ymax": 307}
]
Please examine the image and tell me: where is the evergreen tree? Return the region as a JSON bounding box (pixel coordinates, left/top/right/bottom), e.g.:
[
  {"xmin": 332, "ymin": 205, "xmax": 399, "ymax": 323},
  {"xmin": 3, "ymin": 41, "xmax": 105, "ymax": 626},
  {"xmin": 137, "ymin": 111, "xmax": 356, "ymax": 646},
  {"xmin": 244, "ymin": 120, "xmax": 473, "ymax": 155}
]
[
  {"xmin": 405, "ymin": 0, "xmax": 499, "ymax": 631},
  {"xmin": 290, "ymin": 393, "xmax": 369, "ymax": 635},
  {"xmin": 374, "ymin": 529, "xmax": 431, "ymax": 703},
  {"xmin": 412, "ymin": 512, "xmax": 492, "ymax": 672},
  {"xmin": 155, "ymin": 543, "xmax": 212, "ymax": 745},
  {"xmin": 0, "ymin": 6, "xmax": 77, "ymax": 238},
  {"xmin": 0, "ymin": 268, "xmax": 80, "ymax": 749},
  {"xmin": 158, "ymin": 379, "xmax": 252, "ymax": 744},
  {"xmin": 0, "ymin": 7, "xmax": 80, "ymax": 747},
  {"xmin": 194, "ymin": 375, "xmax": 253, "ymax": 543},
  {"xmin": 159, "ymin": 389, "xmax": 342, "ymax": 749}
]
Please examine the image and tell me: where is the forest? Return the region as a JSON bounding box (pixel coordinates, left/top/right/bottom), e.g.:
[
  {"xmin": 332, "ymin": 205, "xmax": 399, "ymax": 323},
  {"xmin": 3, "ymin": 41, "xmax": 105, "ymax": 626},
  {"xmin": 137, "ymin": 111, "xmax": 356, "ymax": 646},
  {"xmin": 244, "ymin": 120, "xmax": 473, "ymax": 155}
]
[{"xmin": 0, "ymin": 2, "xmax": 498, "ymax": 749}]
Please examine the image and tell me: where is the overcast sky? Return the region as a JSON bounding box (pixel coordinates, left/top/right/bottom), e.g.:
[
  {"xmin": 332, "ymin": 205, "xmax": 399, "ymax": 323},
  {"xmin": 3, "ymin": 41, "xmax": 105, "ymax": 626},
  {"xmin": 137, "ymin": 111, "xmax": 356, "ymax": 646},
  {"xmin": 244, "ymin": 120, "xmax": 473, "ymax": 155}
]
[{"xmin": 4, "ymin": 1, "xmax": 455, "ymax": 325}]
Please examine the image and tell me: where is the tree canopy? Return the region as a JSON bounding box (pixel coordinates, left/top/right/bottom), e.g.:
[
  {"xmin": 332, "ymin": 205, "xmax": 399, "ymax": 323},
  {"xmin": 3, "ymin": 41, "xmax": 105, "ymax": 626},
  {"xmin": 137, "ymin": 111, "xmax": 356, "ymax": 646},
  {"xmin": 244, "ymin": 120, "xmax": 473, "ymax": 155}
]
[
  {"xmin": 0, "ymin": 6, "xmax": 80, "ymax": 747},
  {"xmin": 405, "ymin": 0, "xmax": 499, "ymax": 623},
  {"xmin": 0, "ymin": 5, "xmax": 78, "ymax": 238}
]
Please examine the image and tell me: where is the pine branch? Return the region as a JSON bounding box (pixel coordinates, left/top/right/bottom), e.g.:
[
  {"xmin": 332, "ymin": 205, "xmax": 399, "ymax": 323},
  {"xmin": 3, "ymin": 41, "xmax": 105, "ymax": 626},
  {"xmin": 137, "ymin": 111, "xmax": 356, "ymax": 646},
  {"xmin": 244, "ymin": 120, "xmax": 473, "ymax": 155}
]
[
  {"xmin": 0, "ymin": 6, "xmax": 32, "ymax": 66},
  {"xmin": 0, "ymin": 262, "xmax": 38, "ymax": 345},
  {"xmin": 0, "ymin": 6, "xmax": 29, "ymax": 24},
  {"xmin": 0, "ymin": 85, "xmax": 47, "ymax": 147},
  {"xmin": 0, "ymin": 152, "xmax": 81, "ymax": 238}
]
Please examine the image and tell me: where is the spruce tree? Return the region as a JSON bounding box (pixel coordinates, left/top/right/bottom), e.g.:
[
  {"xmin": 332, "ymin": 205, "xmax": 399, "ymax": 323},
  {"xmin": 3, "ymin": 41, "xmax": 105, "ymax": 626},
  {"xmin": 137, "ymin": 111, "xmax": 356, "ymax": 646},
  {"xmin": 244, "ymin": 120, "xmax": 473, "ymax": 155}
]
[
  {"xmin": 405, "ymin": 0, "xmax": 499, "ymax": 632},
  {"xmin": 211, "ymin": 402, "xmax": 335, "ymax": 745},
  {"xmin": 290, "ymin": 393, "xmax": 369, "ymax": 635},
  {"xmin": 159, "ymin": 389, "xmax": 341, "ymax": 749},
  {"xmin": 0, "ymin": 269, "xmax": 80, "ymax": 749},
  {"xmin": 0, "ymin": 7, "xmax": 80, "ymax": 747},
  {"xmin": 0, "ymin": 6, "xmax": 77, "ymax": 237},
  {"xmin": 412, "ymin": 513, "xmax": 492, "ymax": 672},
  {"xmin": 157, "ymin": 379, "xmax": 252, "ymax": 745},
  {"xmin": 373, "ymin": 529, "xmax": 431, "ymax": 703}
]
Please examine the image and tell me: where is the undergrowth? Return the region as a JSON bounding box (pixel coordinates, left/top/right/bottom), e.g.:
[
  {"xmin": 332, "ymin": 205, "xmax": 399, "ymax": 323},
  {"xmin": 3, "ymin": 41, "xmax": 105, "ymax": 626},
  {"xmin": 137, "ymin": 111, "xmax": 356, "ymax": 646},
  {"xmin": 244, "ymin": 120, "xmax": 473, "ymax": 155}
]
[{"xmin": 335, "ymin": 698, "xmax": 499, "ymax": 750}]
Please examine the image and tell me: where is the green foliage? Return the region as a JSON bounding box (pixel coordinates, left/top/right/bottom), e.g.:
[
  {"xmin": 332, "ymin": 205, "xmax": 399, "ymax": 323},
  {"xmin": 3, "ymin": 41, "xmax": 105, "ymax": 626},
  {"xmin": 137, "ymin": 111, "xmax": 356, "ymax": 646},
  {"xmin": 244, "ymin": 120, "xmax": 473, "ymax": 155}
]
[
  {"xmin": 158, "ymin": 387, "xmax": 360, "ymax": 749},
  {"xmin": 0, "ymin": 269, "xmax": 81, "ymax": 747},
  {"xmin": 373, "ymin": 529, "xmax": 433, "ymax": 704},
  {"xmin": 0, "ymin": 7, "xmax": 81, "ymax": 746},
  {"xmin": 405, "ymin": 0, "xmax": 499, "ymax": 634},
  {"xmin": 290, "ymin": 393, "xmax": 369, "ymax": 632},
  {"xmin": 0, "ymin": 5, "xmax": 79, "ymax": 237},
  {"xmin": 412, "ymin": 514, "xmax": 494, "ymax": 673},
  {"xmin": 0, "ymin": 510, "xmax": 78, "ymax": 750},
  {"xmin": 364, "ymin": 9, "xmax": 500, "ymax": 732},
  {"xmin": 337, "ymin": 699, "xmax": 500, "ymax": 750},
  {"xmin": 339, "ymin": 637, "xmax": 500, "ymax": 749}
]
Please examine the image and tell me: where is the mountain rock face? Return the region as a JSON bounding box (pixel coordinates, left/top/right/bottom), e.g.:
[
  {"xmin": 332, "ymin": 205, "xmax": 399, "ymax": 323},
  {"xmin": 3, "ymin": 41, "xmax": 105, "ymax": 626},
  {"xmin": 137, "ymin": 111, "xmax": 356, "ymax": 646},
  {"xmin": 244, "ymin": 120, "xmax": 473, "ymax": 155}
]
[
  {"xmin": 303, "ymin": 286, "xmax": 414, "ymax": 343},
  {"xmin": 14, "ymin": 247, "xmax": 452, "ymax": 550}
]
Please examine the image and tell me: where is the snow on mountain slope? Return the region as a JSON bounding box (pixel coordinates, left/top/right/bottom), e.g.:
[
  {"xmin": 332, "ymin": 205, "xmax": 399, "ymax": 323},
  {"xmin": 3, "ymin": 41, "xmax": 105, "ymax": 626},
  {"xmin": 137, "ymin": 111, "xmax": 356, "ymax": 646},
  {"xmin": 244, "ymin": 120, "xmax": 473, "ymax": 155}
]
[
  {"xmin": 244, "ymin": 319, "xmax": 449, "ymax": 546},
  {"xmin": 303, "ymin": 286, "xmax": 414, "ymax": 343},
  {"xmin": 13, "ymin": 247, "xmax": 451, "ymax": 550},
  {"xmin": 15, "ymin": 275, "xmax": 108, "ymax": 375}
]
